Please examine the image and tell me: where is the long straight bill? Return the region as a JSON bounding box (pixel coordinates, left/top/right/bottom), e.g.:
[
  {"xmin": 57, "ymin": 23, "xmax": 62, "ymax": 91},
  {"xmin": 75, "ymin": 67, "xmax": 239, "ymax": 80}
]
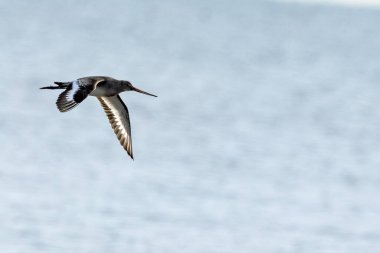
[{"xmin": 132, "ymin": 86, "xmax": 157, "ymax": 97}]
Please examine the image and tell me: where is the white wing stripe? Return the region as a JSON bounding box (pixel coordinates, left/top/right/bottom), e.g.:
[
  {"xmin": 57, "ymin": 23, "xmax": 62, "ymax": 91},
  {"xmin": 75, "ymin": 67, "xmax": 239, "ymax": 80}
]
[{"xmin": 67, "ymin": 80, "xmax": 80, "ymax": 101}]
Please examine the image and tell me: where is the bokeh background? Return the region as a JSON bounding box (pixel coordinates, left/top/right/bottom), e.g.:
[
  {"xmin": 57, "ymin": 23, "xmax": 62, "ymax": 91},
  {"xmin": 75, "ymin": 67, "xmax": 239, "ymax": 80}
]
[{"xmin": 1, "ymin": 0, "xmax": 380, "ymax": 252}]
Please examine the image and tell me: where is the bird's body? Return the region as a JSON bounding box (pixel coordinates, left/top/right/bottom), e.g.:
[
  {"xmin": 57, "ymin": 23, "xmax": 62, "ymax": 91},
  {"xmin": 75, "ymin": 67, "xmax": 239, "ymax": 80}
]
[{"xmin": 41, "ymin": 76, "xmax": 157, "ymax": 159}]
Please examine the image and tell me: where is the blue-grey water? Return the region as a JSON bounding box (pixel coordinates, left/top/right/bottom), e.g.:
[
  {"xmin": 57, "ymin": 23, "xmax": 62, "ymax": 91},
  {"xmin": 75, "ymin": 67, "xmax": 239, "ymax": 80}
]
[{"xmin": 1, "ymin": 1, "xmax": 380, "ymax": 252}]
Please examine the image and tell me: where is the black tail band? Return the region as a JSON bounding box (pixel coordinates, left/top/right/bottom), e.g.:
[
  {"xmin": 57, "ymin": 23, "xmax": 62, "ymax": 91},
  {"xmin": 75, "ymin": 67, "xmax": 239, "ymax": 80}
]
[{"xmin": 40, "ymin": 86, "xmax": 64, "ymax": 90}]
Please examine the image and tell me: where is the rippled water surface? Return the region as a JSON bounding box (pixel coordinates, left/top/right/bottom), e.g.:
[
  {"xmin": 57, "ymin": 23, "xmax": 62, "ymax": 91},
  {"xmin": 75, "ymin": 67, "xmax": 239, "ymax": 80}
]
[{"xmin": 1, "ymin": 1, "xmax": 380, "ymax": 252}]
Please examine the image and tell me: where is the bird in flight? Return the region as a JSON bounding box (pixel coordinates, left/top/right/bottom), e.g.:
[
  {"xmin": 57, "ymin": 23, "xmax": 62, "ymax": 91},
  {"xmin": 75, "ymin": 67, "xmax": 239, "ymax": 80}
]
[{"xmin": 41, "ymin": 76, "xmax": 157, "ymax": 159}]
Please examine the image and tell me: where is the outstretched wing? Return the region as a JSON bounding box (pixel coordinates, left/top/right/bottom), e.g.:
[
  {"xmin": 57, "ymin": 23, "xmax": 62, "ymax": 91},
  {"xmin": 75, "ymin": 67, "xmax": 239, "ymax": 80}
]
[
  {"xmin": 56, "ymin": 78, "xmax": 105, "ymax": 112},
  {"xmin": 98, "ymin": 95, "xmax": 133, "ymax": 159}
]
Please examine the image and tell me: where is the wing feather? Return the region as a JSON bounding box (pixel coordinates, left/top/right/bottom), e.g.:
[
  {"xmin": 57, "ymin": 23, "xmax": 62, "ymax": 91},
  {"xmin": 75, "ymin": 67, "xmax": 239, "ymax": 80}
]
[
  {"xmin": 56, "ymin": 78, "xmax": 105, "ymax": 112},
  {"xmin": 98, "ymin": 95, "xmax": 133, "ymax": 159}
]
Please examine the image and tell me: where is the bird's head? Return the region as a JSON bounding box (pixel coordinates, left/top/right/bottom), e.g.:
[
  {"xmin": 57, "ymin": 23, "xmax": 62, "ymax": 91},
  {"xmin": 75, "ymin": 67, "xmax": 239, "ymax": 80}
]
[{"xmin": 121, "ymin": 80, "xmax": 157, "ymax": 97}]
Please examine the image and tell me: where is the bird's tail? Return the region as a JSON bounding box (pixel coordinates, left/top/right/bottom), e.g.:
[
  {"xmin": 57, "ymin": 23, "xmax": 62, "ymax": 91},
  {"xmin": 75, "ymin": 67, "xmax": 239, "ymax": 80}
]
[
  {"xmin": 40, "ymin": 82, "xmax": 70, "ymax": 90},
  {"xmin": 40, "ymin": 86, "xmax": 63, "ymax": 90}
]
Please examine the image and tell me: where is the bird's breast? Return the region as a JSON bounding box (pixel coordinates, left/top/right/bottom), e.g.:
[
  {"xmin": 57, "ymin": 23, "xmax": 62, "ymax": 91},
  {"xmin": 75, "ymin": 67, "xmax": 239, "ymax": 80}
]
[{"xmin": 89, "ymin": 86, "xmax": 117, "ymax": 97}]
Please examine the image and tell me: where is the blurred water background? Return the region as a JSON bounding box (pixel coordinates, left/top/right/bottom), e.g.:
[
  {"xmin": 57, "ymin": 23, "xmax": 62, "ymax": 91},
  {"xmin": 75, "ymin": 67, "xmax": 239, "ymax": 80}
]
[{"xmin": 1, "ymin": 0, "xmax": 380, "ymax": 252}]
